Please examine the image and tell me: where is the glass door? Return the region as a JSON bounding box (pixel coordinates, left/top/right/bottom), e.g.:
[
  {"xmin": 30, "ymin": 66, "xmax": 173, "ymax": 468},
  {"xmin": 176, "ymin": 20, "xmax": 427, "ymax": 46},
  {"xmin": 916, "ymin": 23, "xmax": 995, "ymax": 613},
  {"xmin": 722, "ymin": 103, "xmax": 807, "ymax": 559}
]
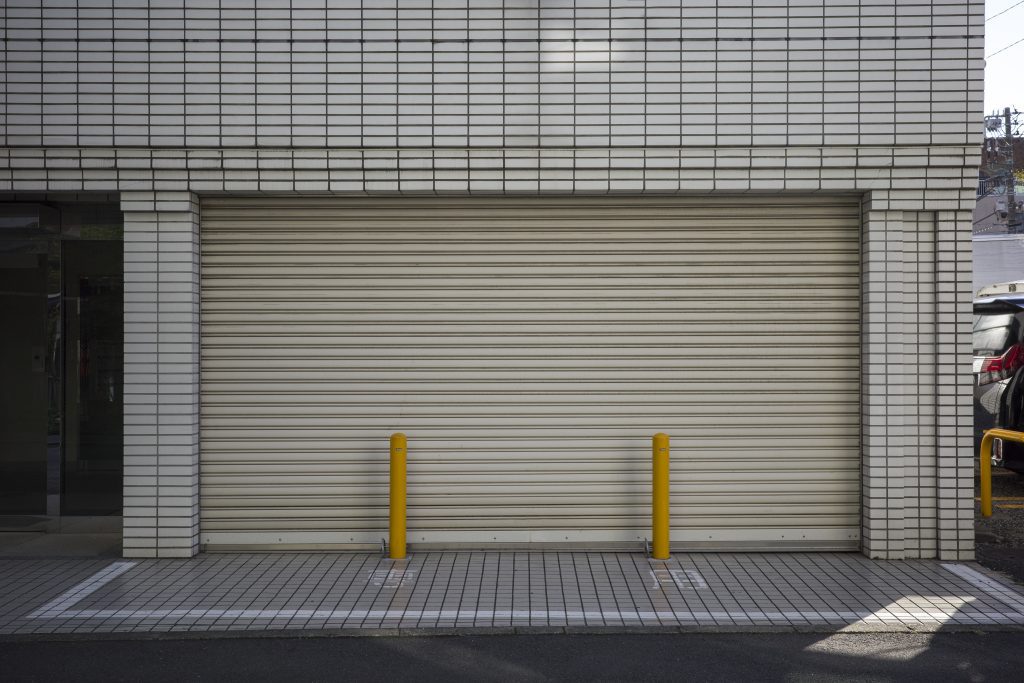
[
  {"xmin": 62, "ymin": 240, "xmax": 124, "ymax": 515},
  {"xmin": 0, "ymin": 239, "xmax": 52, "ymax": 514},
  {"xmin": 0, "ymin": 201, "xmax": 123, "ymax": 520}
]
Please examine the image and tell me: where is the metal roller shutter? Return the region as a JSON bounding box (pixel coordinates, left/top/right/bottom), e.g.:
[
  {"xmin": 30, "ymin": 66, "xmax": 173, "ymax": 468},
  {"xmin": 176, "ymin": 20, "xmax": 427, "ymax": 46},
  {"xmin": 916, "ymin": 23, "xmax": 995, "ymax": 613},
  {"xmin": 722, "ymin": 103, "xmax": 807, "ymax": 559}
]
[{"xmin": 200, "ymin": 197, "xmax": 861, "ymax": 550}]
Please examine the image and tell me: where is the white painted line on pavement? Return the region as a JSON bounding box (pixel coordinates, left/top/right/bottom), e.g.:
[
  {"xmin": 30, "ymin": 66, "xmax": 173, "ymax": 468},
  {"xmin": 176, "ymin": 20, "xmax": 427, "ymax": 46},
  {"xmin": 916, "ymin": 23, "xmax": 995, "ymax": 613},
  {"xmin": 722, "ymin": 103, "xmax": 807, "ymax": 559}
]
[
  {"xmin": 649, "ymin": 568, "xmax": 707, "ymax": 591},
  {"xmin": 41, "ymin": 607, "xmax": 869, "ymax": 623},
  {"xmin": 28, "ymin": 561, "xmax": 137, "ymax": 619},
  {"xmin": 34, "ymin": 606, "xmax": 1024, "ymax": 626},
  {"xmin": 368, "ymin": 567, "xmax": 416, "ymax": 588},
  {"xmin": 942, "ymin": 563, "xmax": 1024, "ymax": 611}
]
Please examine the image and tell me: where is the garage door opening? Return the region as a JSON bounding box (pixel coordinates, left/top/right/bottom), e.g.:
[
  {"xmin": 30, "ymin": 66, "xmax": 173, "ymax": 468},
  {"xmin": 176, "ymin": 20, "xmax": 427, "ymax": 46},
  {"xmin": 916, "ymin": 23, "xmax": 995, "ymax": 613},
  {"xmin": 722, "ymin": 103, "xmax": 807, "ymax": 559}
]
[{"xmin": 199, "ymin": 197, "xmax": 861, "ymax": 551}]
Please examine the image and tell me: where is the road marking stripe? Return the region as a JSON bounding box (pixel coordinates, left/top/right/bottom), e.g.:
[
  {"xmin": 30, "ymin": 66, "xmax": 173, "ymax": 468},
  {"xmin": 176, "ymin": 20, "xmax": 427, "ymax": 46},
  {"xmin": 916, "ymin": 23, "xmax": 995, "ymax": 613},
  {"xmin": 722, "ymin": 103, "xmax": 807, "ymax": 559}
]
[
  {"xmin": 28, "ymin": 562, "xmax": 136, "ymax": 619},
  {"xmin": 942, "ymin": 563, "xmax": 1024, "ymax": 612},
  {"xmin": 35, "ymin": 607, "xmax": 1012, "ymax": 625}
]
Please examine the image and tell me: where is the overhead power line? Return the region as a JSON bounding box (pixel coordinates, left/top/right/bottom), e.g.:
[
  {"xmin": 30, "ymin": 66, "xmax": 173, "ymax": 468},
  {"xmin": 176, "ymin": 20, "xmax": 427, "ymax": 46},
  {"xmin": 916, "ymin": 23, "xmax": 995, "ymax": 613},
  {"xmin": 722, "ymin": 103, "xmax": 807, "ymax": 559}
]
[
  {"xmin": 988, "ymin": 0, "xmax": 1024, "ymax": 22},
  {"xmin": 988, "ymin": 36, "xmax": 1024, "ymax": 59}
]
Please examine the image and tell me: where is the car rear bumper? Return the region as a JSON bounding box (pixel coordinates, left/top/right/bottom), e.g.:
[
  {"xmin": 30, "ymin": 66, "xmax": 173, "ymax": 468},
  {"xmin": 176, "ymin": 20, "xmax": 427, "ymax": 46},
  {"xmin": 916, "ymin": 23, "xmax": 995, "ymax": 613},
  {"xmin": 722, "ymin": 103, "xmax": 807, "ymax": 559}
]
[{"xmin": 975, "ymin": 378, "xmax": 1009, "ymax": 444}]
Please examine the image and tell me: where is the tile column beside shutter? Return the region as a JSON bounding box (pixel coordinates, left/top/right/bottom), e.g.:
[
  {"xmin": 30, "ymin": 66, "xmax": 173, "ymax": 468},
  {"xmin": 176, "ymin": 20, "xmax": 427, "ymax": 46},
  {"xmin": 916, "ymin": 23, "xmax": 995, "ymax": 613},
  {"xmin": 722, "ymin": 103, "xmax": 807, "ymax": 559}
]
[{"xmin": 122, "ymin": 191, "xmax": 201, "ymax": 558}]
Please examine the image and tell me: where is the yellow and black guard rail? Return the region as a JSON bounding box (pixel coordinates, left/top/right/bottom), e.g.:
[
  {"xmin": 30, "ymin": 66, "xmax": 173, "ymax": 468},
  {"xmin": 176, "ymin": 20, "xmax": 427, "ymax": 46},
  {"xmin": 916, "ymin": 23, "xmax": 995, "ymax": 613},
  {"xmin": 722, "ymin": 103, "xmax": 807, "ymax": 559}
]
[{"xmin": 979, "ymin": 428, "xmax": 1024, "ymax": 517}]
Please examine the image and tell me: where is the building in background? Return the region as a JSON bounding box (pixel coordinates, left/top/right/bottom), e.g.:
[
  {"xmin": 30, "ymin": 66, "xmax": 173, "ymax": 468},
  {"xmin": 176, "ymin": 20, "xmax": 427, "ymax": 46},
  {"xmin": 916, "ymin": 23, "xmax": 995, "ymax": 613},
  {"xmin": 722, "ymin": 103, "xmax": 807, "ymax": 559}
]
[
  {"xmin": 0, "ymin": 2, "xmax": 982, "ymax": 561},
  {"xmin": 975, "ymin": 108, "xmax": 1022, "ymax": 234}
]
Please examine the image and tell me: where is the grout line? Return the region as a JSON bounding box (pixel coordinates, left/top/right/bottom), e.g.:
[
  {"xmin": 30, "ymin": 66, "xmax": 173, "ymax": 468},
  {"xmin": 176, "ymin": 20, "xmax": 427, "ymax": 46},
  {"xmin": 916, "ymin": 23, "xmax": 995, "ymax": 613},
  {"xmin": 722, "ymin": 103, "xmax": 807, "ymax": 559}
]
[{"xmin": 28, "ymin": 562, "xmax": 137, "ymax": 619}]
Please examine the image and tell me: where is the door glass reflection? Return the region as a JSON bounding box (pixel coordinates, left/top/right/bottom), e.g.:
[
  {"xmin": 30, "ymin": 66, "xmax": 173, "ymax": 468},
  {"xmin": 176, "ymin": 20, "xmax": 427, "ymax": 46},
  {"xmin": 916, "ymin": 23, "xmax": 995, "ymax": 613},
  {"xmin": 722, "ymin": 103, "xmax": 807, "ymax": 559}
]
[
  {"xmin": 0, "ymin": 240, "xmax": 49, "ymax": 514},
  {"xmin": 62, "ymin": 240, "xmax": 124, "ymax": 515}
]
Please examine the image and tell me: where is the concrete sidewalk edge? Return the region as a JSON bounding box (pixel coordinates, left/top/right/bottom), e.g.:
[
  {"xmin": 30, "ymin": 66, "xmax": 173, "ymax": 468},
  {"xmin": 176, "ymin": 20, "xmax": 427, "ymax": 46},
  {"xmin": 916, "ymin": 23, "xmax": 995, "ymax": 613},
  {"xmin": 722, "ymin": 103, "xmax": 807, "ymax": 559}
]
[{"xmin": 3, "ymin": 622, "xmax": 1024, "ymax": 643}]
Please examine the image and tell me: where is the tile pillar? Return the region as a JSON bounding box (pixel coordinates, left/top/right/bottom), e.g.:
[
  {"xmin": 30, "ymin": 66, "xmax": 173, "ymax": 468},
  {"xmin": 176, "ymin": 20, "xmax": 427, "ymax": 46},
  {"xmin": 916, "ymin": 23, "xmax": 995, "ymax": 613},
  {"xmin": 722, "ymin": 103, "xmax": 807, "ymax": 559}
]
[
  {"xmin": 121, "ymin": 191, "xmax": 200, "ymax": 558},
  {"xmin": 935, "ymin": 209, "xmax": 975, "ymax": 561},
  {"xmin": 861, "ymin": 195, "xmax": 906, "ymax": 559}
]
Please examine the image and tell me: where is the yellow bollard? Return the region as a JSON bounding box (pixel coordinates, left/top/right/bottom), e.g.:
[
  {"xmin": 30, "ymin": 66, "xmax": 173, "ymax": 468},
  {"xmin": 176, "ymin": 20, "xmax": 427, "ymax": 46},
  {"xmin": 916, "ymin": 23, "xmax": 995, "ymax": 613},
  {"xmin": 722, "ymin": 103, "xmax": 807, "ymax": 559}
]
[
  {"xmin": 980, "ymin": 432, "xmax": 994, "ymax": 518},
  {"xmin": 652, "ymin": 432, "xmax": 670, "ymax": 559},
  {"xmin": 389, "ymin": 433, "xmax": 407, "ymax": 559}
]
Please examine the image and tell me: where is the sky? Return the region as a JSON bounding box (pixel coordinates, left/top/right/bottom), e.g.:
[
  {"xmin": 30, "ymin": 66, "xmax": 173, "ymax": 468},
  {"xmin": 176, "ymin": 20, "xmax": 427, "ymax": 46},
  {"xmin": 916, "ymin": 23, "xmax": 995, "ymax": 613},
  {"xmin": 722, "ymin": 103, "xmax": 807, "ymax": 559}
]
[{"xmin": 985, "ymin": 0, "xmax": 1023, "ymax": 114}]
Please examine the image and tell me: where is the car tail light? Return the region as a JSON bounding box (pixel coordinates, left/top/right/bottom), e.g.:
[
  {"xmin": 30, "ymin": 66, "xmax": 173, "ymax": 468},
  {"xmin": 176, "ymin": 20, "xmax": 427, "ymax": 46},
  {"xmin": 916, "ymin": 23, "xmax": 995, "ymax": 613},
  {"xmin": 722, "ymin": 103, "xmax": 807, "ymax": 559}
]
[{"xmin": 978, "ymin": 343, "xmax": 1024, "ymax": 385}]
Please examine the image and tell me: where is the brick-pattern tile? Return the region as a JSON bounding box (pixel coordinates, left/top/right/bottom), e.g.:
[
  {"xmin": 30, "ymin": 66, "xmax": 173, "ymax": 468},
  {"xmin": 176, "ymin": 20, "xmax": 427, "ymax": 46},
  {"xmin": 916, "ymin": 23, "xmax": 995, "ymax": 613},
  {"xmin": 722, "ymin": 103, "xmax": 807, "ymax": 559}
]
[
  {"xmin": 0, "ymin": 2, "xmax": 983, "ymax": 560},
  {"xmin": 122, "ymin": 193, "xmax": 200, "ymax": 558},
  {"xmin": 0, "ymin": 2, "xmax": 982, "ymax": 150}
]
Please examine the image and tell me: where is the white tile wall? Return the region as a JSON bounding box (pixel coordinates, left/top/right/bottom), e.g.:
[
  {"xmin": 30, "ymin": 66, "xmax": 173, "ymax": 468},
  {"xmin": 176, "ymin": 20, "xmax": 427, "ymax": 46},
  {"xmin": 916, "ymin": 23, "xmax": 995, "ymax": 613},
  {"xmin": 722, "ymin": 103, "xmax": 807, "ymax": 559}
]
[
  {"xmin": 1, "ymin": 1, "xmax": 983, "ymax": 150},
  {"xmin": 122, "ymin": 192, "xmax": 200, "ymax": 558},
  {"xmin": 903, "ymin": 211, "xmax": 939, "ymax": 559},
  {"xmin": 0, "ymin": 1, "xmax": 983, "ymax": 560}
]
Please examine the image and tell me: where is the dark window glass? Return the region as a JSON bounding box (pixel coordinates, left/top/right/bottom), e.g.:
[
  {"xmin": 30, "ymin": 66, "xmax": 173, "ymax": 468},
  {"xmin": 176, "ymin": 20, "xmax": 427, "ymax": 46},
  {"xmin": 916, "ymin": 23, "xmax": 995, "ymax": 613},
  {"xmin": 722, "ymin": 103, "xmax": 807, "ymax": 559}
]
[
  {"xmin": 0, "ymin": 215, "xmax": 39, "ymax": 230},
  {"xmin": 0, "ymin": 201, "xmax": 123, "ymax": 517}
]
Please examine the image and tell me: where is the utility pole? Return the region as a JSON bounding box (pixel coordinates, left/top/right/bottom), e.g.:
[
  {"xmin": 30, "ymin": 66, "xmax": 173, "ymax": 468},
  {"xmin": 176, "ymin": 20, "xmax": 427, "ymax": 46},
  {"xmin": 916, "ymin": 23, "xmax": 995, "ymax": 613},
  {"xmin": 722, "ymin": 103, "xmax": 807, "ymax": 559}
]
[{"xmin": 1006, "ymin": 107, "xmax": 1021, "ymax": 234}]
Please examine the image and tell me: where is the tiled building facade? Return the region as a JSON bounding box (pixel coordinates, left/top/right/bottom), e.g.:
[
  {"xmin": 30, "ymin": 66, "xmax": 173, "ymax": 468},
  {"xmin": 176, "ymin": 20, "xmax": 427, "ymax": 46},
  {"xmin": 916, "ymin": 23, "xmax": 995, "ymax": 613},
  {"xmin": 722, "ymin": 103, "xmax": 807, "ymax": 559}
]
[{"xmin": 1, "ymin": 1, "xmax": 982, "ymax": 560}]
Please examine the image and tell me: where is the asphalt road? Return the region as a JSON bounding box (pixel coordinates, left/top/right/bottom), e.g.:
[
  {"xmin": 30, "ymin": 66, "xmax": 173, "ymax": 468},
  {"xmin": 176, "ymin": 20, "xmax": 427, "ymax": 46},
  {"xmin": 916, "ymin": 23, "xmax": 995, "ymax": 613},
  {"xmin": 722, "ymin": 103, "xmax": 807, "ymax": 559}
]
[
  {"xmin": 3, "ymin": 632, "xmax": 1024, "ymax": 683},
  {"xmin": 976, "ymin": 467, "xmax": 1024, "ymax": 585}
]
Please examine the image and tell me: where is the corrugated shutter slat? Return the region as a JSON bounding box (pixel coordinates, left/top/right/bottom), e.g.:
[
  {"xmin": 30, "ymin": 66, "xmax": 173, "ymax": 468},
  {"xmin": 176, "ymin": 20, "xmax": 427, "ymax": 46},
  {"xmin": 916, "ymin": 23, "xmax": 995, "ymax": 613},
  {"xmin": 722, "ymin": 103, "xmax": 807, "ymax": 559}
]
[{"xmin": 200, "ymin": 197, "xmax": 860, "ymax": 550}]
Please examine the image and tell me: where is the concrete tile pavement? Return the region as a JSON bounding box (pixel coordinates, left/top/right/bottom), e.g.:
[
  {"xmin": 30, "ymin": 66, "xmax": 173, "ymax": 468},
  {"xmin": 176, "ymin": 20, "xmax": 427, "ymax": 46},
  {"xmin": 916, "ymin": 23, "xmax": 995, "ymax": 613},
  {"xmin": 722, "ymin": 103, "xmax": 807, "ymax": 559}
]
[{"xmin": 2, "ymin": 551, "xmax": 1024, "ymax": 636}]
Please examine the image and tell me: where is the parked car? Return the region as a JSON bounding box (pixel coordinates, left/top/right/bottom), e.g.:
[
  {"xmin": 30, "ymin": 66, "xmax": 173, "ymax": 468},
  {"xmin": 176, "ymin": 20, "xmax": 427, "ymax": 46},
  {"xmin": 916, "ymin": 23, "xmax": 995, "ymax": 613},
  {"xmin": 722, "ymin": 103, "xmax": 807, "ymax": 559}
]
[
  {"xmin": 974, "ymin": 292, "xmax": 1024, "ymax": 473},
  {"xmin": 978, "ymin": 281, "xmax": 1024, "ymax": 297}
]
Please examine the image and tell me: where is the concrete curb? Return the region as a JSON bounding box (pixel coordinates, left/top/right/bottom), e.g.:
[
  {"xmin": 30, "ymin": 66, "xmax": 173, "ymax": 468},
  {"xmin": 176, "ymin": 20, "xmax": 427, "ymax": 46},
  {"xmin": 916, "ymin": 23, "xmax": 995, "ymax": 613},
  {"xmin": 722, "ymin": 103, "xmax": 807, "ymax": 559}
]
[{"xmin": 3, "ymin": 622, "xmax": 1024, "ymax": 643}]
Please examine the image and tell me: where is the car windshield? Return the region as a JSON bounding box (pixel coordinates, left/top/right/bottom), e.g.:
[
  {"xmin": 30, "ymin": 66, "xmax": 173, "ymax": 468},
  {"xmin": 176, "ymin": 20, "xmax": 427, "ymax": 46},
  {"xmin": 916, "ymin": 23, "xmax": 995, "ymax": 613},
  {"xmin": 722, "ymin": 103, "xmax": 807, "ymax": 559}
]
[{"xmin": 974, "ymin": 313, "xmax": 1015, "ymax": 356}]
